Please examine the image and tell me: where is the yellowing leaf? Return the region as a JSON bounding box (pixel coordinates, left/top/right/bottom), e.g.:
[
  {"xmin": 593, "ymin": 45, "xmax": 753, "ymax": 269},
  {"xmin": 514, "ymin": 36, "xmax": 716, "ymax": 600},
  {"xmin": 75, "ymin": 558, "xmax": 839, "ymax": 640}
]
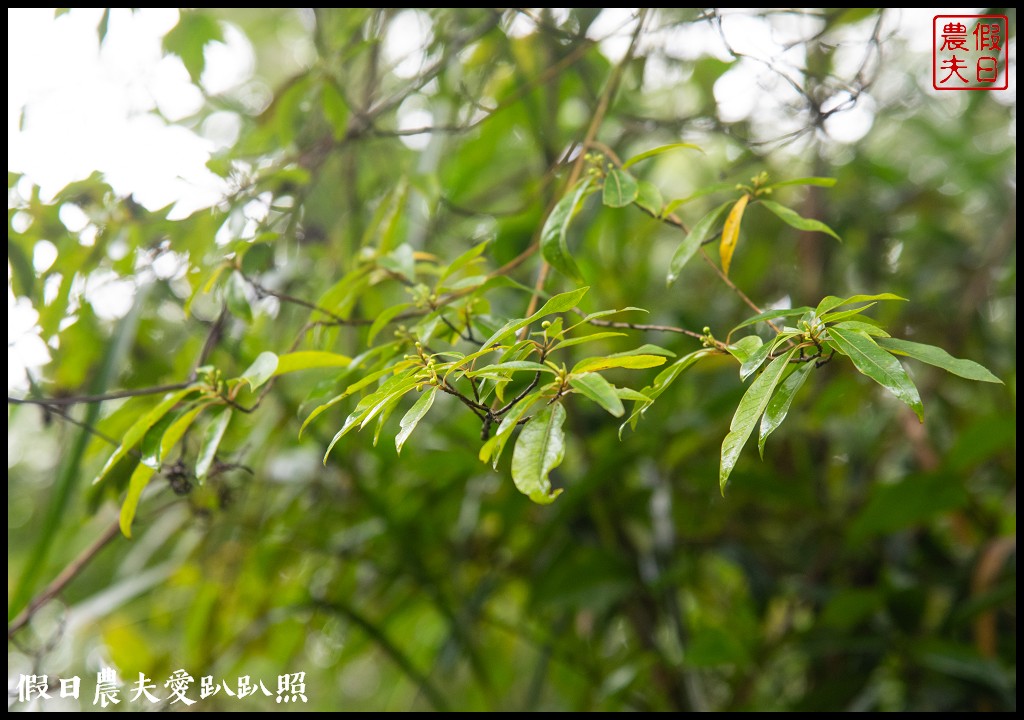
[{"xmin": 720, "ymin": 194, "xmax": 749, "ymax": 277}]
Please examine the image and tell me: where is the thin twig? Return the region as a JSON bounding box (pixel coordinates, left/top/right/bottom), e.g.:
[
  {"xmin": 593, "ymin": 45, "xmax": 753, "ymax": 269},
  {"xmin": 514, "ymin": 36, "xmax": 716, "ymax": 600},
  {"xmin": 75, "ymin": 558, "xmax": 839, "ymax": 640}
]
[
  {"xmin": 7, "ymin": 382, "xmax": 192, "ymax": 408},
  {"xmin": 520, "ymin": 9, "xmax": 651, "ymax": 330}
]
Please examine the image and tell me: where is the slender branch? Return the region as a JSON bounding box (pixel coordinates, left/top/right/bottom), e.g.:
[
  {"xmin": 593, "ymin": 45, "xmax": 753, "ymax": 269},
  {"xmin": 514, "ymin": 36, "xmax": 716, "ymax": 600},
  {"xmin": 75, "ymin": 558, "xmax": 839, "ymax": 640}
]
[
  {"xmin": 25, "ymin": 403, "xmax": 127, "ymax": 450},
  {"xmin": 437, "ymin": 381, "xmax": 488, "ymax": 420},
  {"xmin": 189, "ymin": 307, "xmax": 228, "ymax": 380},
  {"xmin": 7, "ymin": 500, "xmax": 176, "ymax": 639},
  {"xmin": 698, "ymin": 247, "xmax": 765, "ymax": 316},
  {"xmin": 494, "ymin": 372, "xmax": 542, "ymax": 418},
  {"xmin": 8, "ymin": 382, "xmax": 192, "ymax": 408},
  {"xmin": 574, "ymin": 308, "xmax": 706, "ymax": 341},
  {"xmin": 520, "ymin": 9, "xmax": 651, "ymax": 329}
]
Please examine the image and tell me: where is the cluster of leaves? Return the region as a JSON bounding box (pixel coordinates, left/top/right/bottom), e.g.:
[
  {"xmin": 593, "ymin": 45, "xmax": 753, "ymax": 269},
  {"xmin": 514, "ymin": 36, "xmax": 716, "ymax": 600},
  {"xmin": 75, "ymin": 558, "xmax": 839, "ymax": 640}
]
[{"xmin": 8, "ymin": 8, "xmax": 1014, "ymax": 712}]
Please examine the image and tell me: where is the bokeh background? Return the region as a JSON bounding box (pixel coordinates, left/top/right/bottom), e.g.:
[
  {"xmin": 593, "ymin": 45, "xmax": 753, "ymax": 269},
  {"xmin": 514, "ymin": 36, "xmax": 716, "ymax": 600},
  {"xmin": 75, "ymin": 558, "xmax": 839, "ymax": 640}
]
[{"xmin": 8, "ymin": 8, "xmax": 1016, "ymax": 711}]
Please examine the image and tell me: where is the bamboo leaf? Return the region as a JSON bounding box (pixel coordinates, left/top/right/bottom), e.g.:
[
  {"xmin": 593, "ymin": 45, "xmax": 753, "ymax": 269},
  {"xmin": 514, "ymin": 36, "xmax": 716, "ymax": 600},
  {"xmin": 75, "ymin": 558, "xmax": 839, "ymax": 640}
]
[
  {"xmin": 758, "ymin": 362, "xmax": 813, "ymax": 457},
  {"xmin": 667, "ymin": 201, "xmax": 732, "ymax": 285},
  {"xmin": 395, "ymin": 387, "xmax": 438, "ymax": 454},
  {"xmin": 828, "ymin": 326, "xmax": 923, "ymax": 421},
  {"xmin": 876, "ymin": 338, "xmax": 1002, "ymax": 384},
  {"xmin": 720, "ymin": 195, "xmax": 750, "ymax": 277},
  {"xmin": 759, "ymin": 200, "xmax": 841, "ymax": 241},
  {"xmin": 569, "ymin": 373, "xmax": 625, "ymax": 417},
  {"xmin": 602, "ymin": 168, "xmax": 639, "ymax": 208},
  {"xmin": 541, "ymin": 178, "xmax": 593, "ymax": 283},
  {"xmin": 511, "ymin": 403, "xmax": 567, "ymax": 504},
  {"xmin": 720, "ymin": 350, "xmax": 796, "ymax": 492}
]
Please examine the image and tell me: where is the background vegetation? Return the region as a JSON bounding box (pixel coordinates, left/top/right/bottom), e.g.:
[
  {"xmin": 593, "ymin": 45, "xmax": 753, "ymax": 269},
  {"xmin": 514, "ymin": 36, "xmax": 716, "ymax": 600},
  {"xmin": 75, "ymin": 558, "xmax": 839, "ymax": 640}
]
[{"xmin": 8, "ymin": 8, "xmax": 1016, "ymax": 711}]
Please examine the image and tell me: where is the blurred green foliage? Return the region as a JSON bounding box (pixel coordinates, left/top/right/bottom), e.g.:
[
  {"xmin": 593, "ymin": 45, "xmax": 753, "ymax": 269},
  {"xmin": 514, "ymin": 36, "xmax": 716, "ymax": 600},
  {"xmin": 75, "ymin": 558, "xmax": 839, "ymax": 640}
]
[{"xmin": 8, "ymin": 8, "xmax": 1015, "ymax": 711}]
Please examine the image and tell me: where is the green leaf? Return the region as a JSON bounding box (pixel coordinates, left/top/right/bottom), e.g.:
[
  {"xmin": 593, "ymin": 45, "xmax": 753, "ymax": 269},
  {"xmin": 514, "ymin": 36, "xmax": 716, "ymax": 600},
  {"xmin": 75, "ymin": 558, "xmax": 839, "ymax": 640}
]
[
  {"xmin": 480, "ymin": 286, "xmax": 590, "ymax": 351},
  {"xmin": 759, "ymin": 362, "xmax": 813, "ymax": 457},
  {"xmin": 623, "ymin": 349, "xmax": 715, "ymax": 433},
  {"xmin": 119, "ymin": 463, "xmax": 156, "ymax": 539},
  {"xmin": 572, "ymin": 354, "xmax": 667, "ymax": 374},
  {"xmin": 92, "ymin": 387, "xmax": 197, "ymax": 486},
  {"xmin": 160, "ymin": 402, "xmax": 214, "ymax": 465},
  {"xmin": 565, "ymin": 306, "xmax": 646, "ymax": 332},
  {"xmin": 602, "ymin": 169, "xmax": 639, "ymax": 208},
  {"xmin": 541, "ymin": 178, "xmax": 593, "ymax": 283},
  {"xmin": 667, "ymin": 201, "xmax": 731, "ymax": 285},
  {"xmin": 731, "ymin": 306, "xmax": 813, "ymax": 334},
  {"xmin": 819, "ymin": 304, "xmax": 877, "ymax": 324},
  {"xmin": 121, "ymin": 400, "xmax": 211, "ymax": 538},
  {"xmin": 321, "ymin": 80, "xmax": 350, "ymax": 140},
  {"xmin": 479, "ymin": 389, "xmax": 546, "ymax": 469},
  {"xmin": 367, "ymin": 303, "xmax": 412, "ymax": 345},
  {"xmin": 663, "ymin": 181, "xmax": 739, "ymax": 214},
  {"xmin": 832, "ymin": 320, "xmax": 889, "ymax": 337},
  {"xmin": 738, "ymin": 339, "xmax": 774, "ymax": 381},
  {"xmin": 324, "ymin": 375, "xmax": 422, "ymax": 462},
  {"xmin": 239, "ymin": 351, "xmax": 279, "ymax": 391},
  {"xmin": 876, "ymin": 338, "xmax": 1002, "ymax": 384},
  {"xmin": 569, "ymin": 373, "xmax": 625, "ymax": 417},
  {"xmin": 300, "ymin": 364, "xmax": 402, "ymax": 437},
  {"xmin": 225, "ymin": 270, "xmax": 253, "ymax": 322},
  {"xmin": 726, "ymin": 335, "xmax": 763, "ymax": 365},
  {"xmin": 551, "ymin": 331, "xmax": 627, "ymax": 352},
  {"xmin": 511, "ymin": 403, "xmax": 567, "ymax": 504},
  {"xmin": 764, "ymin": 176, "xmax": 837, "ymax": 189},
  {"xmin": 720, "ymin": 350, "xmax": 796, "ymax": 492},
  {"xmin": 274, "ymin": 351, "xmax": 353, "ymax": 376},
  {"xmin": 395, "ymin": 387, "xmax": 437, "ymax": 454},
  {"xmin": 468, "ymin": 361, "xmax": 554, "ymax": 378},
  {"xmin": 814, "ymin": 292, "xmax": 906, "ymax": 317},
  {"xmin": 614, "ymin": 387, "xmax": 651, "ymax": 402},
  {"xmin": 622, "ymin": 142, "xmax": 703, "ymax": 169},
  {"xmin": 438, "ymin": 238, "xmax": 490, "ymax": 286},
  {"xmin": 759, "ymin": 200, "xmax": 841, "ymax": 241},
  {"xmin": 163, "ymin": 11, "xmax": 224, "ymax": 83},
  {"xmin": 828, "ymin": 326, "xmax": 923, "ymax": 421},
  {"xmin": 634, "ymin": 181, "xmax": 664, "ymax": 215},
  {"xmin": 196, "ymin": 408, "xmax": 233, "ymax": 482}
]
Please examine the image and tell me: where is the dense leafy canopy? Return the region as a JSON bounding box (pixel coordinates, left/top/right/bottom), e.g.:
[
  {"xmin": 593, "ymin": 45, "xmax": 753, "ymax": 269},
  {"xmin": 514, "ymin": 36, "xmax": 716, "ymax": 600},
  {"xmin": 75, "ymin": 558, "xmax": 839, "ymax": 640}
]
[{"xmin": 8, "ymin": 8, "xmax": 1015, "ymax": 711}]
